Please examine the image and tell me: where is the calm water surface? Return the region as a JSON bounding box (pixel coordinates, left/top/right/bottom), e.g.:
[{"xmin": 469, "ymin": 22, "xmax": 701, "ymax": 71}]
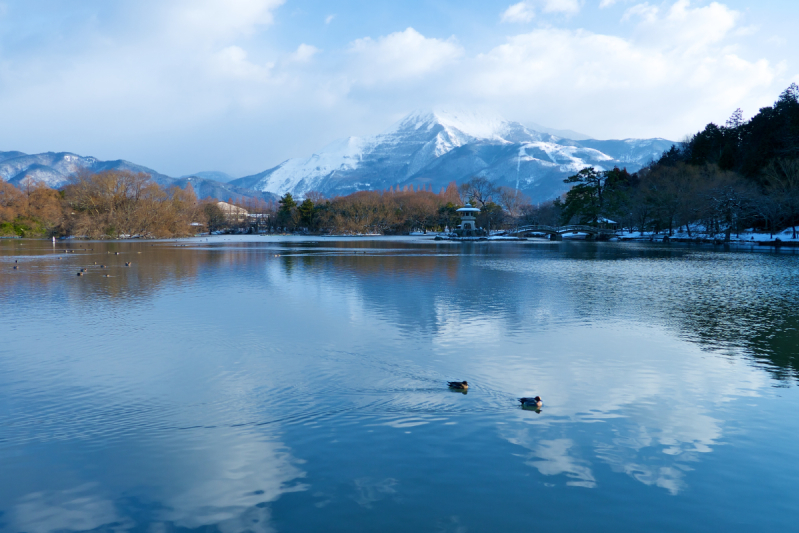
[{"xmin": 1, "ymin": 236, "xmax": 798, "ymax": 532}]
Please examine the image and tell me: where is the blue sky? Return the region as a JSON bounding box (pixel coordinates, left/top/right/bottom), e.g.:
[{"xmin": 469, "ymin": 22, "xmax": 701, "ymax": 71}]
[{"xmin": 0, "ymin": 0, "xmax": 797, "ymax": 177}]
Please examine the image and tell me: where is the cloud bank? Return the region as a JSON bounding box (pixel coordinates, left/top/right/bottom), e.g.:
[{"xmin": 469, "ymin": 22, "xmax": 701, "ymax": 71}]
[{"xmin": 0, "ymin": 0, "xmax": 791, "ymax": 176}]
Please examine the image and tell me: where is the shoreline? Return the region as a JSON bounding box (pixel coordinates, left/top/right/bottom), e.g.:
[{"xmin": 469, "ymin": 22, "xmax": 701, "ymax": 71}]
[{"xmin": 4, "ymin": 232, "xmax": 799, "ymax": 249}]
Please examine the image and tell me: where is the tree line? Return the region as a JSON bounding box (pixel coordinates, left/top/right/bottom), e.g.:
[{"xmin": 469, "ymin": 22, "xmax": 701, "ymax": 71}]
[
  {"xmin": 0, "ymin": 168, "xmax": 538, "ymax": 237},
  {"xmin": 261, "ymin": 179, "xmax": 535, "ymax": 235},
  {"xmin": 0, "ymin": 170, "xmax": 208, "ymax": 238}
]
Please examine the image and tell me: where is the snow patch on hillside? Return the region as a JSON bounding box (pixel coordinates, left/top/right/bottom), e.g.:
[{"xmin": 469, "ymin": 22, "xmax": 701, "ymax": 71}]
[{"xmin": 255, "ymin": 136, "xmax": 371, "ymax": 194}]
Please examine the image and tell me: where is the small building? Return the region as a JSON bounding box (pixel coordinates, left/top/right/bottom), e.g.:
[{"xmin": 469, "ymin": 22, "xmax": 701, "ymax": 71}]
[
  {"xmin": 217, "ymin": 201, "xmax": 249, "ymax": 222},
  {"xmin": 597, "ymin": 216, "xmax": 620, "ymax": 230}
]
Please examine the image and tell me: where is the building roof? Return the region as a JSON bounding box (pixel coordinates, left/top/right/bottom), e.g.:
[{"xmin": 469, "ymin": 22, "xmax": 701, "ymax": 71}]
[
  {"xmin": 217, "ymin": 201, "xmax": 249, "ymax": 216},
  {"xmin": 456, "ymin": 203, "xmax": 480, "ymax": 213}
]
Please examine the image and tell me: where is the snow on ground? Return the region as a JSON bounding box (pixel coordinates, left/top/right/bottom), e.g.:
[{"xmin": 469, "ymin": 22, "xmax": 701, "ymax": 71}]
[{"xmin": 617, "ymin": 227, "xmax": 798, "ymax": 242}]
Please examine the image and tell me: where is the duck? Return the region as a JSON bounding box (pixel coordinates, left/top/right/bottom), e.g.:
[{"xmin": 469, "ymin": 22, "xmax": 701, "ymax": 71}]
[
  {"xmin": 519, "ymin": 396, "xmax": 543, "ymax": 408},
  {"xmin": 448, "ymin": 381, "xmax": 469, "ymax": 390}
]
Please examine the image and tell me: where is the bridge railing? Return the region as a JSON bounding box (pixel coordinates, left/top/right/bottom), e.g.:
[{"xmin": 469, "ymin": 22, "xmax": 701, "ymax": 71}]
[{"xmin": 509, "ymin": 225, "xmax": 618, "ymax": 235}]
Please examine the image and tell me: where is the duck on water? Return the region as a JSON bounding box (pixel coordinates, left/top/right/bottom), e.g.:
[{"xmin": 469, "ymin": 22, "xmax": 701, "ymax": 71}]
[
  {"xmin": 448, "ymin": 381, "xmax": 468, "ymax": 391},
  {"xmin": 519, "ymin": 396, "xmax": 543, "ymax": 408}
]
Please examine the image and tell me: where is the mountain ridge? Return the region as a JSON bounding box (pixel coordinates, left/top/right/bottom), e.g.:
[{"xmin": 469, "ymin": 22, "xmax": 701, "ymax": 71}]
[
  {"xmin": 231, "ymin": 110, "xmax": 673, "ymax": 203},
  {"xmin": 0, "ymin": 112, "xmax": 673, "ymax": 205},
  {"xmin": 0, "ymin": 151, "xmax": 277, "ymax": 204}
]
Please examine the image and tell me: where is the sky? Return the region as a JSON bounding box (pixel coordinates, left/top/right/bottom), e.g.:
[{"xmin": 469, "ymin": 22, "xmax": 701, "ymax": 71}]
[{"xmin": 0, "ymin": 0, "xmax": 797, "ymax": 177}]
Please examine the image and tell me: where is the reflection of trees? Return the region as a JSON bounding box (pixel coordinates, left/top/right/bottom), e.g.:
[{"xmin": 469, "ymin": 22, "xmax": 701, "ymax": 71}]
[
  {"xmin": 285, "ymin": 241, "xmax": 799, "ymax": 382},
  {"xmin": 0, "ymin": 241, "xmax": 224, "ymax": 305},
  {"xmin": 4, "ymin": 239, "xmax": 797, "ymax": 380},
  {"xmin": 654, "ymin": 261, "xmax": 799, "ymax": 382},
  {"xmin": 677, "ymin": 298, "xmax": 799, "ymax": 382}
]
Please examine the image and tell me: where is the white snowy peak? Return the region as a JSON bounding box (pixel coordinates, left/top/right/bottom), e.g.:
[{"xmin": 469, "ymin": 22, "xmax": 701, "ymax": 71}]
[
  {"xmin": 233, "ymin": 108, "xmax": 674, "ymax": 202},
  {"xmin": 385, "ymin": 109, "xmax": 515, "ymax": 142},
  {"xmin": 247, "ymin": 109, "xmax": 524, "ymax": 196}
]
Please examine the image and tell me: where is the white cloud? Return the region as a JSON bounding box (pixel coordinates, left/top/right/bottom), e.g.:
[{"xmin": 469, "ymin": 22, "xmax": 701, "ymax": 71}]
[
  {"xmin": 160, "ymin": 0, "xmax": 285, "ymax": 45},
  {"xmin": 0, "ymin": 0, "xmax": 790, "ymax": 176},
  {"xmin": 622, "ymin": 3, "xmax": 659, "ymax": 23},
  {"xmin": 469, "ymin": 1, "xmax": 777, "ymax": 140},
  {"xmin": 348, "ymin": 28, "xmax": 463, "ymax": 84},
  {"xmin": 289, "ymin": 43, "xmax": 320, "ymax": 63},
  {"xmin": 325, "ymin": 14, "xmax": 336, "ymax": 24},
  {"xmin": 625, "ymin": 0, "xmax": 739, "ymax": 50},
  {"xmin": 540, "ymin": 0, "xmax": 582, "ymax": 14},
  {"xmin": 209, "ymin": 45, "xmax": 272, "ymax": 80},
  {"xmin": 502, "ymin": 0, "xmax": 580, "ymax": 22},
  {"xmin": 599, "ymin": 0, "xmax": 620, "ymax": 7},
  {"xmin": 501, "ymin": 2, "xmax": 536, "ymax": 23}
]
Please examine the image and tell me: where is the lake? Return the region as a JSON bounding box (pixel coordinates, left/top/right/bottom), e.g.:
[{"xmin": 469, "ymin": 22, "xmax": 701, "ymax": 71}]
[{"xmin": 1, "ymin": 236, "xmax": 798, "ymax": 532}]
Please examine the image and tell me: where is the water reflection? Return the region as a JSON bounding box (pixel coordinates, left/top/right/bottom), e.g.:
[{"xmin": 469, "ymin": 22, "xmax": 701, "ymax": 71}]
[
  {"xmin": 9, "ymin": 428, "xmax": 304, "ymax": 533},
  {"xmin": 1, "ymin": 237, "xmax": 798, "ymax": 531},
  {"xmin": 13, "ymin": 485, "xmax": 130, "ymax": 533}
]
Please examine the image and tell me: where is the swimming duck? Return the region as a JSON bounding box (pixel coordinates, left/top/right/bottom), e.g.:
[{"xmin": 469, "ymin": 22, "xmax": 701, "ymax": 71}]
[
  {"xmin": 448, "ymin": 381, "xmax": 469, "ymax": 390},
  {"xmin": 519, "ymin": 396, "xmax": 543, "ymax": 408}
]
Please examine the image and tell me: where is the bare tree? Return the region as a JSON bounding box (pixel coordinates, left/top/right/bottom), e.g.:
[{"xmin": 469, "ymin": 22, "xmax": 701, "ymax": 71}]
[
  {"xmin": 458, "ymin": 177, "xmax": 497, "ymax": 207},
  {"xmin": 498, "ymin": 187, "xmax": 530, "ymax": 218}
]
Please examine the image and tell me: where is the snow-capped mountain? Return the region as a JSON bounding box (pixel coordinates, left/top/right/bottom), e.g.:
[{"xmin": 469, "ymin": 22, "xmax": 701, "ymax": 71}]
[
  {"xmin": 232, "ymin": 110, "xmax": 674, "ymax": 203},
  {"xmin": 1, "ymin": 111, "xmax": 673, "ymax": 206},
  {"xmin": 0, "ymin": 151, "xmax": 173, "ymax": 188},
  {"xmin": 0, "ymin": 151, "xmax": 276, "ymax": 203}
]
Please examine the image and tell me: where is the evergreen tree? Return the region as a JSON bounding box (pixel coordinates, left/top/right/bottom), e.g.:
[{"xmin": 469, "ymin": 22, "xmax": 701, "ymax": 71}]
[
  {"xmin": 298, "ymin": 198, "xmax": 316, "ymax": 229},
  {"xmin": 277, "ymin": 193, "xmax": 297, "ymax": 229},
  {"xmin": 560, "ymin": 167, "xmax": 611, "ymax": 225}
]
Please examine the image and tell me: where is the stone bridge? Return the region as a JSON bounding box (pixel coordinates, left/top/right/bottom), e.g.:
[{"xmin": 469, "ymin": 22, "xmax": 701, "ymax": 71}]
[{"xmin": 507, "ymin": 225, "xmax": 618, "ymax": 241}]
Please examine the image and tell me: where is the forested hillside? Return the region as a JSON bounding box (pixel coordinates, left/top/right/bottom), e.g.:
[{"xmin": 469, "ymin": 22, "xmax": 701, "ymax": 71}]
[{"xmin": 536, "ymin": 85, "xmax": 799, "ymax": 241}]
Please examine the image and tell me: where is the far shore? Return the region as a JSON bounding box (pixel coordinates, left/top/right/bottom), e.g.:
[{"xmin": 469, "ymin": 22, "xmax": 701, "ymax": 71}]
[{"xmin": 4, "ymin": 229, "xmax": 798, "ymax": 249}]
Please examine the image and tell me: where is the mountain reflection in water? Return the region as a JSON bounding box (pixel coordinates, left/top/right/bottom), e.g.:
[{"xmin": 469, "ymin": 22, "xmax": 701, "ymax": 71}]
[{"xmin": 0, "ymin": 236, "xmax": 797, "ymax": 532}]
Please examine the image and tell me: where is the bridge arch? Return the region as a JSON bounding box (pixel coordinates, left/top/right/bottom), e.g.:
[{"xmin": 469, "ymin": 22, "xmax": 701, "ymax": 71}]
[{"xmin": 507, "ymin": 225, "xmax": 617, "ymax": 239}]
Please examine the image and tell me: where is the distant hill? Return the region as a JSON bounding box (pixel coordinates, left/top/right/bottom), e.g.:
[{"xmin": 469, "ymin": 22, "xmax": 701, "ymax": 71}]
[
  {"xmin": 181, "ymin": 170, "xmax": 237, "ymax": 183},
  {"xmin": 231, "ymin": 110, "xmax": 673, "ymax": 204},
  {"xmin": 0, "ymin": 151, "xmax": 276, "ymax": 203}
]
